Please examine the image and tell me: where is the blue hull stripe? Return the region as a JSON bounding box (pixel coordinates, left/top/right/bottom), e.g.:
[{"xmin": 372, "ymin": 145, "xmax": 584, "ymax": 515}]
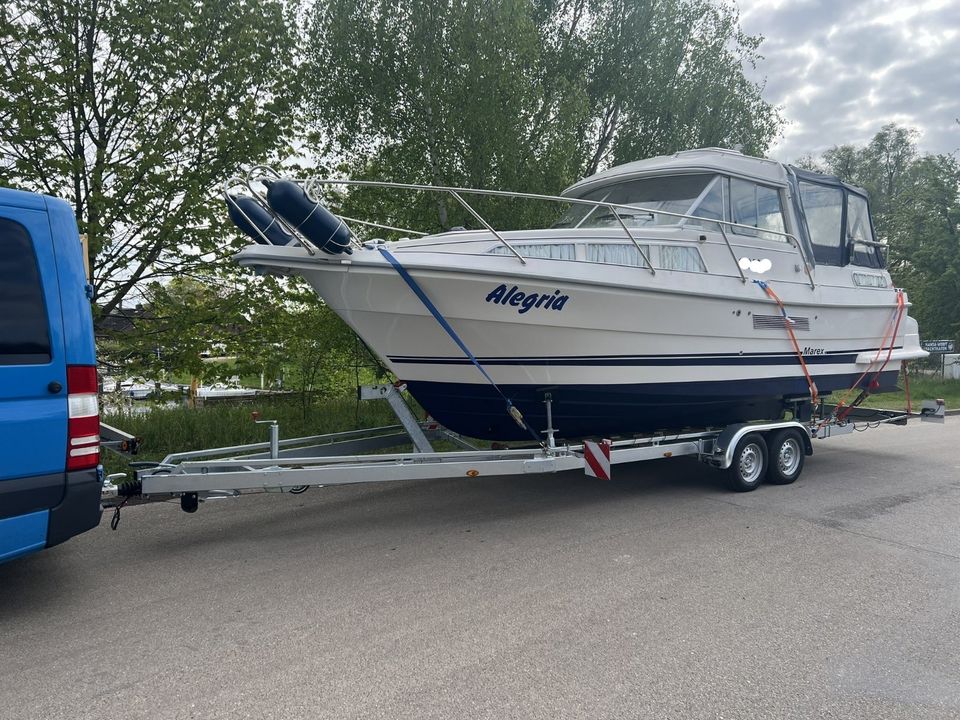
[{"xmin": 390, "ymin": 347, "xmax": 901, "ymax": 368}]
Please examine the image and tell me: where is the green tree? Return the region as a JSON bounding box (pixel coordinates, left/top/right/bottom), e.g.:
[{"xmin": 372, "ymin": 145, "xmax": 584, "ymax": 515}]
[
  {"xmin": 303, "ymin": 0, "xmax": 781, "ymax": 234},
  {"xmin": 232, "ymin": 279, "xmax": 383, "ymax": 416},
  {"xmin": 106, "ymin": 275, "xmax": 251, "ymax": 382},
  {"xmin": 578, "ymin": 0, "xmax": 780, "ymax": 173},
  {"xmin": 0, "ymin": 0, "xmax": 300, "ymax": 321},
  {"xmin": 885, "ymin": 154, "xmax": 960, "ymax": 341}
]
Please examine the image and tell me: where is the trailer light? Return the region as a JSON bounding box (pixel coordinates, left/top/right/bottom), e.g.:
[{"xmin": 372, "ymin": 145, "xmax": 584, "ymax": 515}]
[{"xmin": 466, "ymin": 469, "xmax": 479, "ymax": 477}]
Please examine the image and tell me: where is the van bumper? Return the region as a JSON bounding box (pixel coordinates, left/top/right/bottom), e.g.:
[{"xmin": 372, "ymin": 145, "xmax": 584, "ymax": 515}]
[{"xmin": 46, "ymin": 468, "xmax": 103, "ymax": 547}]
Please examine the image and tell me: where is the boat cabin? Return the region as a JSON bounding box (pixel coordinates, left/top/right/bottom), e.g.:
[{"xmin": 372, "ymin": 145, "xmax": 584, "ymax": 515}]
[{"xmin": 554, "ymin": 148, "xmax": 884, "ymax": 271}]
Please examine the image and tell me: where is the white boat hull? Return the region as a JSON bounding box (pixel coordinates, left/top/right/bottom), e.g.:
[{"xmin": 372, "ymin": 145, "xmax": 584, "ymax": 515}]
[{"xmin": 238, "ymin": 243, "xmax": 925, "ymax": 439}]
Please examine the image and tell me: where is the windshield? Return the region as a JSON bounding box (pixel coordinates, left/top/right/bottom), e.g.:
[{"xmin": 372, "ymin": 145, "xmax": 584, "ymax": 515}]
[{"xmin": 555, "ymin": 174, "xmax": 721, "ymax": 229}]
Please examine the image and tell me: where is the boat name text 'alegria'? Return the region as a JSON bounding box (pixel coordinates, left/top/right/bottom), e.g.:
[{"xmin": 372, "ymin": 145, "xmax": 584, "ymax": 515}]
[{"xmin": 485, "ymin": 284, "xmax": 570, "ymax": 314}]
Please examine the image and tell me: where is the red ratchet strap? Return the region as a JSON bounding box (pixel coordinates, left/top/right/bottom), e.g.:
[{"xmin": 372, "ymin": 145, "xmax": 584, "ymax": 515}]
[
  {"xmin": 903, "ymin": 361, "xmax": 912, "ymax": 414},
  {"xmin": 753, "ymin": 280, "xmax": 819, "ymax": 406},
  {"xmin": 831, "ymin": 288, "xmax": 907, "ymax": 423}
]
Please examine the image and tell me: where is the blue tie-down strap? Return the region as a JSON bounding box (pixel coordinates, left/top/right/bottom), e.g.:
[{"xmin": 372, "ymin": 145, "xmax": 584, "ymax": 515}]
[{"xmin": 378, "ymin": 247, "xmax": 544, "ymax": 446}]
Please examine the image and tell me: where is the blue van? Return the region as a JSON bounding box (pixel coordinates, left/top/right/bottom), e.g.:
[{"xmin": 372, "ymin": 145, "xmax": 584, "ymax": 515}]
[{"xmin": 0, "ymin": 186, "xmax": 102, "ymax": 564}]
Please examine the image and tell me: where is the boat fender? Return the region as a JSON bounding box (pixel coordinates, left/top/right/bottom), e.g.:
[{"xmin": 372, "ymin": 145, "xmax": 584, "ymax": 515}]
[
  {"xmin": 225, "ymin": 194, "xmax": 297, "ymax": 246},
  {"xmin": 264, "ymin": 179, "xmax": 353, "ymax": 255}
]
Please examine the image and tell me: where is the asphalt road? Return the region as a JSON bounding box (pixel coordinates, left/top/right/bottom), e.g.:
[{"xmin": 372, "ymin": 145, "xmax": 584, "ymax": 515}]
[{"xmin": 2, "ymin": 419, "xmax": 959, "ymax": 720}]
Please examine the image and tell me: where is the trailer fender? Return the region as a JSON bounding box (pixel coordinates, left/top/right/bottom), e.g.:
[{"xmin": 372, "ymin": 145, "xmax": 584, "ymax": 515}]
[{"xmin": 711, "ymin": 421, "xmax": 812, "ymax": 470}]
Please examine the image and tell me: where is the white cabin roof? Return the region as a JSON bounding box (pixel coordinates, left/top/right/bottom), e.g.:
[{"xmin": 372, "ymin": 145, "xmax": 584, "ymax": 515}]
[{"xmin": 563, "ymin": 148, "xmax": 790, "ymax": 197}]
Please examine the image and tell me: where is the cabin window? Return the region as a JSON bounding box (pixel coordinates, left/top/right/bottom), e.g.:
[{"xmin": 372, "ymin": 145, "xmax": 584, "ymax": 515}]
[
  {"xmin": 553, "ymin": 174, "xmax": 717, "ymax": 229},
  {"xmin": 685, "ymin": 176, "xmax": 726, "ymax": 231},
  {"xmin": 798, "ymin": 181, "xmax": 843, "ymax": 266},
  {"xmin": 729, "ymin": 179, "xmax": 786, "ymax": 240},
  {"xmin": 586, "ymin": 243, "xmax": 650, "ymax": 268},
  {"xmin": 489, "ymin": 243, "xmax": 575, "ymax": 260},
  {"xmin": 852, "ymin": 272, "xmax": 888, "ymax": 288},
  {"xmin": 847, "ymin": 194, "xmax": 882, "ymax": 268},
  {"xmin": 659, "ymin": 246, "xmax": 706, "ymax": 272}
]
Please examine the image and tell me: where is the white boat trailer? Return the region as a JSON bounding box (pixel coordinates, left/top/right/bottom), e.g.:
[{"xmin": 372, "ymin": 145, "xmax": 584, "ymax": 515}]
[{"xmin": 102, "ymin": 384, "xmax": 945, "ymax": 518}]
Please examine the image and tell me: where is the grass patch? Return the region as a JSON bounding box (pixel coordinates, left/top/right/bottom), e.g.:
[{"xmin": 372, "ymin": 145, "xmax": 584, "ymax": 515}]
[
  {"xmin": 852, "ymin": 376, "xmax": 960, "ymax": 410},
  {"xmin": 101, "ymin": 394, "xmax": 400, "ymax": 478}
]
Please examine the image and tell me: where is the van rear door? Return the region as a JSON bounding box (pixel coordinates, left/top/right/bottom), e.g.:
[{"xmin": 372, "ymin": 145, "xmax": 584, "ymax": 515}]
[{"xmin": 0, "ymin": 192, "xmax": 69, "ymax": 518}]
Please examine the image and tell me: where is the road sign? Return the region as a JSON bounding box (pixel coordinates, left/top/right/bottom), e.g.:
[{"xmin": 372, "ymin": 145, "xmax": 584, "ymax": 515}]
[{"xmin": 921, "ymin": 340, "xmax": 955, "ymax": 353}]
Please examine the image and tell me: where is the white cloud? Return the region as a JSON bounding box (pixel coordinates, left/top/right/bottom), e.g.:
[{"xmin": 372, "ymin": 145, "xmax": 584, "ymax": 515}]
[{"xmin": 736, "ymin": 0, "xmax": 960, "ymax": 161}]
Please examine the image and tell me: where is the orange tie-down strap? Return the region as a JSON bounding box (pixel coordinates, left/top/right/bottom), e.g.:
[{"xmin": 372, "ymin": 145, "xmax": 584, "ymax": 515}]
[
  {"xmin": 753, "ymin": 280, "xmax": 819, "ymax": 407},
  {"xmin": 831, "ymin": 288, "xmax": 907, "ymax": 422}
]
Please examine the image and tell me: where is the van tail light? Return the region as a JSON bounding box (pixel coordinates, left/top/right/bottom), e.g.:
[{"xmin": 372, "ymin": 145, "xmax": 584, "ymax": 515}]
[{"xmin": 67, "ymin": 365, "xmax": 99, "ymax": 471}]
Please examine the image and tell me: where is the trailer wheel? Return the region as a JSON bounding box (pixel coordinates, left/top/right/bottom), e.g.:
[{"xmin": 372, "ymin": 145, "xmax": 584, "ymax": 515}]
[
  {"xmin": 765, "ymin": 429, "xmax": 805, "ymax": 485},
  {"xmin": 725, "ymin": 434, "xmax": 768, "ymax": 492}
]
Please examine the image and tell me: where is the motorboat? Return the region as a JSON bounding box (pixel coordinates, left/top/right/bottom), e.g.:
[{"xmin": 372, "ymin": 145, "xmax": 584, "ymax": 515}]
[{"xmin": 225, "ymin": 148, "xmax": 927, "ymax": 440}]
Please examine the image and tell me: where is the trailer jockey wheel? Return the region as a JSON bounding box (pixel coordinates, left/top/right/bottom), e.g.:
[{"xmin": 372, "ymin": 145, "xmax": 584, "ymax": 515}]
[
  {"xmin": 180, "ymin": 492, "xmax": 199, "ymax": 513},
  {"xmin": 765, "ymin": 429, "xmax": 805, "ymax": 485},
  {"xmin": 725, "ymin": 433, "xmax": 768, "ymax": 492}
]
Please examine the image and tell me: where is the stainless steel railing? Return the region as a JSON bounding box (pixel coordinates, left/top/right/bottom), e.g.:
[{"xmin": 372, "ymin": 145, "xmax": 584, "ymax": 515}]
[{"xmin": 234, "ymin": 168, "xmax": 818, "ymax": 289}]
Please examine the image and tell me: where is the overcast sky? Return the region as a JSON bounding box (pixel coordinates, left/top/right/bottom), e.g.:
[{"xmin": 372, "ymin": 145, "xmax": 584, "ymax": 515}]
[{"xmin": 735, "ymin": 0, "xmax": 960, "ymax": 162}]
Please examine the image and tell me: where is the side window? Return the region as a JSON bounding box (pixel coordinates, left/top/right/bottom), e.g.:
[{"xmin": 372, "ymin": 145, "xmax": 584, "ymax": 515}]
[
  {"xmin": 687, "ymin": 177, "xmax": 725, "ymax": 231},
  {"xmin": 586, "ymin": 243, "xmax": 649, "ymax": 268},
  {"xmin": 0, "ymin": 218, "xmax": 52, "ymax": 364},
  {"xmin": 489, "ymin": 243, "xmax": 575, "ymax": 260},
  {"xmin": 730, "ymin": 179, "xmax": 786, "ymax": 240},
  {"xmin": 798, "ymin": 182, "xmax": 843, "ymax": 266},
  {"xmin": 847, "ymin": 194, "xmax": 882, "ymax": 268},
  {"xmin": 659, "ymin": 246, "xmax": 706, "ymax": 272}
]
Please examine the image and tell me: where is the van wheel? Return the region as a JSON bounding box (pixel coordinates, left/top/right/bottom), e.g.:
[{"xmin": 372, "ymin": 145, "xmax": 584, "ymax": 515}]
[
  {"xmin": 725, "ymin": 434, "xmax": 767, "ymax": 492},
  {"xmin": 766, "ymin": 429, "xmax": 805, "ymax": 485}
]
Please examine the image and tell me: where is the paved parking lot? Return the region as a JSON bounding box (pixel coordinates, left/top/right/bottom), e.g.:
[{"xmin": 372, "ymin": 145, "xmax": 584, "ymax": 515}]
[{"xmin": 2, "ymin": 419, "xmax": 959, "ymax": 719}]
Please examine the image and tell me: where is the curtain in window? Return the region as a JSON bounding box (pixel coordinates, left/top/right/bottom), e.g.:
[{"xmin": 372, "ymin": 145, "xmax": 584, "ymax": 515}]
[
  {"xmin": 490, "ymin": 243, "xmax": 575, "ymax": 260},
  {"xmin": 586, "ymin": 243, "xmax": 648, "ymax": 267},
  {"xmin": 659, "ymin": 246, "xmax": 706, "ymax": 272}
]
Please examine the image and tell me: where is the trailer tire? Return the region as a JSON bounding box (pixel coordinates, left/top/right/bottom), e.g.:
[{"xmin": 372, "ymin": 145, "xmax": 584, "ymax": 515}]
[
  {"xmin": 725, "ymin": 434, "xmax": 768, "ymax": 492},
  {"xmin": 765, "ymin": 429, "xmax": 805, "ymax": 485}
]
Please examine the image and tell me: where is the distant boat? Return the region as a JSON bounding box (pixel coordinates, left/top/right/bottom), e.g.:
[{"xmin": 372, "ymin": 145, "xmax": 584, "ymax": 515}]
[
  {"xmin": 196, "ymin": 383, "xmax": 259, "ymax": 399},
  {"xmin": 118, "ymin": 381, "xmax": 154, "ymax": 400}
]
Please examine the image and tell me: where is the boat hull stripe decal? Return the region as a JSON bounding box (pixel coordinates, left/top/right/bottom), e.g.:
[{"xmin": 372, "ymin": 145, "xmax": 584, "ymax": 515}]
[{"xmin": 388, "ymin": 348, "xmax": 902, "ymax": 367}]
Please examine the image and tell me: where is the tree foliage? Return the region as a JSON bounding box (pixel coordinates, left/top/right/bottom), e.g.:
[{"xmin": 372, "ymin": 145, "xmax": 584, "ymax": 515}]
[
  {"xmin": 304, "ymin": 0, "xmax": 781, "ymax": 234},
  {"xmin": 104, "ymin": 276, "xmax": 251, "ymax": 380},
  {"xmin": 0, "ymin": 0, "xmax": 300, "ymax": 320},
  {"xmin": 104, "ymin": 271, "xmax": 385, "ymax": 412},
  {"xmin": 2, "ymin": 0, "xmax": 787, "ymax": 384},
  {"xmin": 233, "ymin": 281, "xmax": 381, "ymax": 413}
]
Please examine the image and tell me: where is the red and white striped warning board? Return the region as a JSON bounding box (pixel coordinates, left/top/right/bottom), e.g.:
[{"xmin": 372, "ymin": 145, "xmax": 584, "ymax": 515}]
[{"xmin": 583, "ymin": 439, "xmax": 612, "ymax": 480}]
